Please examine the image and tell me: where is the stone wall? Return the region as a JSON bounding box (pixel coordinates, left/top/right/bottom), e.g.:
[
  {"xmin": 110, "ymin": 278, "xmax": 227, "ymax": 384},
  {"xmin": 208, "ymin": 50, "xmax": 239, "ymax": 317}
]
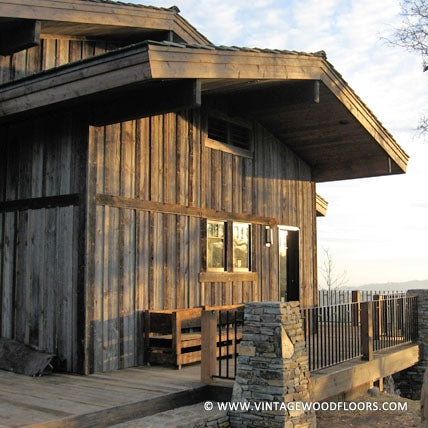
[
  {"xmin": 393, "ymin": 289, "xmax": 428, "ymax": 399},
  {"xmin": 229, "ymin": 301, "xmax": 316, "ymax": 428}
]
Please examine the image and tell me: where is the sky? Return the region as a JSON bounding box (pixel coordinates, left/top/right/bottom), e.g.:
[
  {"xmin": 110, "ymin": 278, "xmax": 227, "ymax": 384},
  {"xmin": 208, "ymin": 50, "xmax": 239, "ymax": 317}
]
[{"xmin": 129, "ymin": 0, "xmax": 428, "ymax": 287}]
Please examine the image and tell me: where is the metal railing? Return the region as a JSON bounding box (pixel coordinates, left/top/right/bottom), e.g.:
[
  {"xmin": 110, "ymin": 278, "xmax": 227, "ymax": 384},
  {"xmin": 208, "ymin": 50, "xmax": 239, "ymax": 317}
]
[
  {"xmin": 318, "ymin": 289, "xmax": 405, "ymax": 306},
  {"xmin": 303, "ymin": 295, "xmax": 418, "ymax": 372},
  {"xmin": 302, "ymin": 301, "xmax": 362, "ymax": 371},
  {"xmin": 372, "ymin": 295, "xmax": 418, "ymax": 352},
  {"xmin": 201, "ymin": 305, "xmax": 244, "ymax": 383}
]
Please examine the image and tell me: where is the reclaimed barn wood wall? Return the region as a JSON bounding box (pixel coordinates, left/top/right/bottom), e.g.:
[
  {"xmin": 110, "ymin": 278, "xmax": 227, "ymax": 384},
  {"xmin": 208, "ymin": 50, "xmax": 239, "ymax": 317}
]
[
  {"xmin": 0, "ymin": 113, "xmax": 87, "ymax": 373},
  {"xmin": 0, "ymin": 38, "xmax": 123, "ymax": 84},
  {"xmin": 86, "ymin": 109, "xmax": 317, "ymax": 372}
]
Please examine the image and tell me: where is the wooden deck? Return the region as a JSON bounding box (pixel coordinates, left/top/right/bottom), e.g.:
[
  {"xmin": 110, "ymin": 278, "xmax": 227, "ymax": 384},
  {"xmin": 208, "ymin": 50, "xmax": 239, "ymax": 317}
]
[{"xmin": 0, "ymin": 364, "xmax": 231, "ymax": 428}]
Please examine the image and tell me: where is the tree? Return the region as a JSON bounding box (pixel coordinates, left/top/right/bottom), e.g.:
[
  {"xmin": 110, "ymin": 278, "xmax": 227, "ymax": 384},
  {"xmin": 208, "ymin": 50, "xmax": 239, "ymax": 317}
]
[
  {"xmin": 393, "ymin": 0, "xmax": 428, "ymax": 69},
  {"xmin": 392, "ymin": 0, "xmax": 428, "ymax": 132},
  {"xmin": 320, "ymin": 248, "xmax": 348, "ymax": 293}
]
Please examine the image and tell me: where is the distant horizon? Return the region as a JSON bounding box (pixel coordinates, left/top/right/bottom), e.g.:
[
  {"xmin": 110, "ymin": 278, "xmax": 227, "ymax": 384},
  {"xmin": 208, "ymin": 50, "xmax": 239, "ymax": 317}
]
[{"xmin": 318, "ymin": 278, "xmax": 428, "ymax": 291}]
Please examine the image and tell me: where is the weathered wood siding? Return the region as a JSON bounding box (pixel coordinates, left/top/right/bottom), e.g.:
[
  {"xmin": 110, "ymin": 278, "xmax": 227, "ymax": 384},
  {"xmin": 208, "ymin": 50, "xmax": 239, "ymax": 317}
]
[
  {"xmin": 0, "ymin": 113, "xmax": 87, "ymax": 372},
  {"xmin": 0, "ymin": 38, "xmax": 123, "ymax": 84},
  {"xmin": 86, "ymin": 109, "xmax": 317, "ymax": 372}
]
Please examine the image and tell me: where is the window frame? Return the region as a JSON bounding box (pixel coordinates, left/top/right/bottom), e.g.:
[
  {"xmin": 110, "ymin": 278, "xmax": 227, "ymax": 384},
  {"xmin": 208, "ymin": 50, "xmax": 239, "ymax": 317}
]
[
  {"xmin": 206, "ymin": 220, "xmax": 227, "ymax": 272},
  {"xmin": 232, "ymin": 222, "xmax": 252, "ymax": 272},
  {"xmin": 203, "ymin": 219, "xmax": 253, "ymax": 274}
]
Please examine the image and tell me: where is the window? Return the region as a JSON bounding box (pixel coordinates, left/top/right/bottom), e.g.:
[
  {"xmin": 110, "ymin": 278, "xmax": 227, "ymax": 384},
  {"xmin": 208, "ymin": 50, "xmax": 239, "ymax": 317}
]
[
  {"xmin": 233, "ymin": 222, "xmax": 251, "ymax": 271},
  {"xmin": 205, "ymin": 114, "xmax": 252, "ymax": 158},
  {"xmin": 208, "ymin": 116, "xmax": 251, "ymax": 151},
  {"xmin": 205, "ymin": 220, "xmax": 252, "ymax": 272},
  {"xmin": 207, "ymin": 221, "xmax": 226, "ymax": 271}
]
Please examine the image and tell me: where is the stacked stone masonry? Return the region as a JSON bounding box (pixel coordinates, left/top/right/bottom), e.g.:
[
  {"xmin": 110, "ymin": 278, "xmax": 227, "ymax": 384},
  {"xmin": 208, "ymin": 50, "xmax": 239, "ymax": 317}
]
[
  {"xmin": 394, "ymin": 289, "xmax": 428, "ymax": 399},
  {"xmin": 230, "ymin": 301, "xmax": 316, "ymax": 428}
]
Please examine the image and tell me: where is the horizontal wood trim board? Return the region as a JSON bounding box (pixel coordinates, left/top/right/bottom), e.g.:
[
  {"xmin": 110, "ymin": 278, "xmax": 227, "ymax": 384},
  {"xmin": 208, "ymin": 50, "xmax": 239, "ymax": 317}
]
[
  {"xmin": 199, "ymin": 272, "xmax": 258, "ymax": 283},
  {"xmin": 311, "ymin": 344, "xmax": 419, "ymax": 401},
  {"xmin": 30, "ymin": 385, "xmax": 213, "ymax": 428},
  {"xmin": 205, "ymin": 138, "xmax": 253, "ymax": 159},
  {"xmin": 95, "ymin": 194, "xmax": 276, "ymax": 225},
  {"xmin": 0, "ymin": 194, "xmax": 80, "ymax": 212},
  {"xmin": 0, "ymin": 0, "xmax": 210, "ymax": 45}
]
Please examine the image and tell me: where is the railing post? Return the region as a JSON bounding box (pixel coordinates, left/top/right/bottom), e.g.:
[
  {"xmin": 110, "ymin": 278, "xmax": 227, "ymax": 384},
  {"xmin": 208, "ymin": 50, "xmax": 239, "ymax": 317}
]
[
  {"xmin": 373, "ymin": 295, "xmax": 382, "ymax": 340},
  {"xmin": 361, "ymin": 301, "xmax": 373, "ymax": 361},
  {"xmin": 352, "ymin": 290, "xmax": 361, "ymax": 326},
  {"xmin": 201, "ymin": 309, "xmax": 217, "ymax": 384}
]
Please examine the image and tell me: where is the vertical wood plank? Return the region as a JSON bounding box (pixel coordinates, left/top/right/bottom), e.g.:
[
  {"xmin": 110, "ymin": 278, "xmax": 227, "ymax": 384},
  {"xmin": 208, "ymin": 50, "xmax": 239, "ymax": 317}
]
[
  {"xmin": 15, "ymin": 210, "xmax": 30, "ymax": 344},
  {"xmin": 93, "ymin": 204, "xmax": 104, "ymax": 373},
  {"xmin": 1, "ymin": 212, "xmax": 16, "ymax": 339},
  {"xmin": 177, "ymin": 112, "xmax": 189, "ymax": 207},
  {"xmin": 29, "ymin": 209, "xmax": 45, "ymax": 348},
  {"xmin": 42, "ymin": 39, "xmax": 56, "ymax": 70},
  {"xmin": 59, "ymin": 118, "xmax": 72, "ymax": 195},
  {"xmin": 150, "ymin": 115, "xmax": 163, "ymax": 203},
  {"xmin": 188, "ymin": 217, "xmax": 200, "ymax": 308},
  {"xmin": 120, "ymin": 208, "xmax": 136, "ymax": 368},
  {"xmin": 69, "ymin": 40, "xmax": 83, "ymax": 62},
  {"xmin": 135, "ymin": 210, "xmax": 149, "ymax": 364},
  {"xmin": 0, "ymin": 55, "xmax": 12, "ymax": 85},
  {"xmin": 57, "ymin": 206, "xmax": 74, "ymax": 370},
  {"xmin": 222, "ymin": 153, "xmax": 232, "ymax": 212},
  {"xmin": 56, "ymin": 39, "xmax": 69, "ymax": 66},
  {"xmin": 152, "ymin": 213, "xmax": 164, "ymax": 309},
  {"xmin": 11, "ymin": 50, "xmax": 27, "ymax": 80},
  {"xmin": 177, "ymin": 215, "xmax": 188, "ymax": 309},
  {"xmin": 189, "ymin": 110, "xmax": 201, "ymax": 207},
  {"xmin": 26, "ymin": 45, "xmax": 42, "ymax": 76},
  {"xmin": 44, "ymin": 207, "xmax": 57, "ymax": 356}
]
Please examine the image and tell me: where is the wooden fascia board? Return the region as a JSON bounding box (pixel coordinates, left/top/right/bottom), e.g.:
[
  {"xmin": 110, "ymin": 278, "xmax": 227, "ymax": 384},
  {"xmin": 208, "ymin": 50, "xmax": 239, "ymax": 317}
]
[
  {"xmin": 316, "ymin": 194, "xmax": 328, "ymax": 217},
  {"xmin": 0, "ymin": 48, "xmax": 152, "ymax": 118},
  {"xmin": 147, "ymin": 45, "xmax": 409, "ymax": 175},
  {"xmin": 0, "ymin": 0, "xmax": 210, "ymax": 44},
  {"xmin": 318, "ymin": 62, "xmax": 409, "ymax": 176}
]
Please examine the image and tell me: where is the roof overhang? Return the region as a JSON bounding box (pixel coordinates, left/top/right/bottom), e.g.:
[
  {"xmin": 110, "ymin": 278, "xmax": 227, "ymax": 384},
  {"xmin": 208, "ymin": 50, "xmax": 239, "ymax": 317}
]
[
  {"xmin": 0, "ymin": 42, "xmax": 408, "ymax": 182},
  {"xmin": 316, "ymin": 194, "xmax": 328, "ymax": 217},
  {"xmin": 0, "ymin": 0, "xmax": 210, "ymax": 48}
]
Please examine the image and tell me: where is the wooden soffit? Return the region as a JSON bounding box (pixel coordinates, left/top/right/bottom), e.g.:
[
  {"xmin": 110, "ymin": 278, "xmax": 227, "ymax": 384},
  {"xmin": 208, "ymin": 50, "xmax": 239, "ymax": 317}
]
[
  {"xmin": 0, "ymin": 0, "xmax": 210, "ymax": 47},
  {"xmin": 0, "ymin": 42, "xmax": 409, "ymax": 182}
]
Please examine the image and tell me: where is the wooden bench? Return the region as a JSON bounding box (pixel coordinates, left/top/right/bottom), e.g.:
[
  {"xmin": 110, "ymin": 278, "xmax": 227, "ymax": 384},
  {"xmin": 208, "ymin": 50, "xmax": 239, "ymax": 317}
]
[{"xmin": 144, "ymin": 306, "xmax": 243, "ymax": 369}]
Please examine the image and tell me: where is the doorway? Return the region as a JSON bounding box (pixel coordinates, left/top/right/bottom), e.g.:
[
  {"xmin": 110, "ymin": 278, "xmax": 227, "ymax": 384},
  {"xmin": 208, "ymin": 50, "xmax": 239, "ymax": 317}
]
[{"xmin": 278, "ymin": 226, "xmax": 300, "ymax": 302}]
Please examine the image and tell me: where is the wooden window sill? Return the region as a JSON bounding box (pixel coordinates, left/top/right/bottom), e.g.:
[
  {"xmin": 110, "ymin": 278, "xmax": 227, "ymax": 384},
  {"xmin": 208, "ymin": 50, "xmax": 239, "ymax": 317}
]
[{"xmin": 199, "ymin": 271, "xmax": 258, "ymax": 282}]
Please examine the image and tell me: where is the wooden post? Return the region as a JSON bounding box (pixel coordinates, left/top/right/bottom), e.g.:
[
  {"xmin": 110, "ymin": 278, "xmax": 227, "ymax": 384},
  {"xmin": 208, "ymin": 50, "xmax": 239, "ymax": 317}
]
[
  {"xmin": 361, "ymin": 301, "xmax": 373, "ymax": 361},
  {"xmin": 373, "ymin": 295, "xmax": 382, "ymax": 340},
  {"xmin": 201, "ymin": 310, "xmax": 217, "ymax": 384},
  {"xmin": 352, "ymin": 290, "xmax": 361, "ymax": 327},
  {"xmin": 172, "ymin": 312, "xmax": 182, "ymax": 369},
  {"xmin": 143, "ymin": 311, "xmax": 150, "ymax": 364}
]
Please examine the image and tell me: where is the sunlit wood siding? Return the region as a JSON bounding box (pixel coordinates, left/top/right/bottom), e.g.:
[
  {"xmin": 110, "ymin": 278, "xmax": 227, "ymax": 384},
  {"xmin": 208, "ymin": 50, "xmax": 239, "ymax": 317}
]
[
  {"xmin": 84, "ymin": 109, "xmax": 317, "ymax": 372},
  {"xmin": 0, "ymin": 38, "xmax": 123, "ymax": 84}
]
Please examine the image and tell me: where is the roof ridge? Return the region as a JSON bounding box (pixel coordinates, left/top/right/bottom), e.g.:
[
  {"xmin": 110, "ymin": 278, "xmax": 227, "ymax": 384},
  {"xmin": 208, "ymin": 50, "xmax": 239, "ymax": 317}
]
[{"xmin": 78, "ymin": 0, "xmax": 179, "ymax": 13}]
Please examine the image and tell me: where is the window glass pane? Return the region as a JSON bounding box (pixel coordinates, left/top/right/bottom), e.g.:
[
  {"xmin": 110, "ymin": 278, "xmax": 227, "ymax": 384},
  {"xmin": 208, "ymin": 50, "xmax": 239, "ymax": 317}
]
[
  {"xmin": 278, "ymin": 229, "xmax": 288, "ymax": 302},
  {"xmin": 207, "ymin": 221, "xmax": 225, "ymax": 270},
  {"xmin": 233, "ymin": 222, "xmax": 250, "ymax": 270}
]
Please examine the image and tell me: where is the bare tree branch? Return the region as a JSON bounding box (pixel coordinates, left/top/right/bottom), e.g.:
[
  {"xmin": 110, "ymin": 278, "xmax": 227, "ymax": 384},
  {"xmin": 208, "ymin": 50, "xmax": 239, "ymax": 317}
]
[
  {"xmin": 387, "ymin": 0, "xmax": 428, "ymax": 134},
  {"xmin": 320, "ymin": 248, "xmax": 348, "ymax": 292}
]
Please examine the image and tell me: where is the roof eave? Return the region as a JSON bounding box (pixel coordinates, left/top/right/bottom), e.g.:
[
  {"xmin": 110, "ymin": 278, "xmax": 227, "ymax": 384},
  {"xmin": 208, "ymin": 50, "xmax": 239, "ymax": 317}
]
[{"xmin": 0, "ymin": 42, "xmax": 408, "ymax": 182}]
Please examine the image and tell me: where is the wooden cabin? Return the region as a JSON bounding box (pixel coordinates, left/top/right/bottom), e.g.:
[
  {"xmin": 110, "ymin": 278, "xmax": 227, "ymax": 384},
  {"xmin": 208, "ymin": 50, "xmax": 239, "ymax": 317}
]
[{"xmin": 0, "ymin": 0, "xmax": 408, "ymax": 374}]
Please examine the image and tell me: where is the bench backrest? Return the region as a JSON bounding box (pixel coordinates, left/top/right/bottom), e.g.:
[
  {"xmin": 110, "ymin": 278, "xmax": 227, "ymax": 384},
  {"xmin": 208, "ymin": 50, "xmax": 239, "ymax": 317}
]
[{"xmin": 146, "ymin": 308, "xmax": 203, "ymax": 334}]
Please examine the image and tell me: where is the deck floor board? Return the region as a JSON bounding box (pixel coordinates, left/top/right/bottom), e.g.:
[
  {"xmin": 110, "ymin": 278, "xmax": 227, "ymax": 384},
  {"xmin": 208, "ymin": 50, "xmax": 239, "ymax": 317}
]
[{"xmin": 0, "ymin": 364, "xmax": 203, "ymax": 427}]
